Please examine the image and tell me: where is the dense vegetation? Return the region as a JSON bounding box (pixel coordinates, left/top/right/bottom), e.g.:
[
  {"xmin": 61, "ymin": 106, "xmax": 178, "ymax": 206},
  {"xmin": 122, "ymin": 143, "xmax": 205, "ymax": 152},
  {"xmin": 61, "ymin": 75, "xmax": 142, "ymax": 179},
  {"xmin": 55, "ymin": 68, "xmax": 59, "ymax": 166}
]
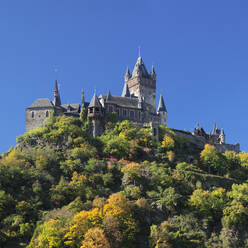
[{"xmin": 1, "ymin": 113, "xmax": 248, "ymax": 247}]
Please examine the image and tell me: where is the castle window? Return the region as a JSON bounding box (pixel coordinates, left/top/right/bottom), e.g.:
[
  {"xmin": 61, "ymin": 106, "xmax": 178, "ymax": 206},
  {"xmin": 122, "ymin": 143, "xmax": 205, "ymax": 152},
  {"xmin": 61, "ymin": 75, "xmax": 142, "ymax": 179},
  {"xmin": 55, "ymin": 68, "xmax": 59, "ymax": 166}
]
[
  {"xmin": 130, "ymin": 111, "xmax": 134, "ymax": 119},
  {"xmin": 116, "ymin": 109, "xmax": 120, "ymax": 116},
  {"xmin": 46, "ymin": 111, "xmax": 49, "ymax": 117},
  {"xmin": 139, "ymin": 111, "xmax": 141, "ymax": 120},
  {"xmin": 123, "ymin": 109, "xmax": 127, "ymax": 117},
  {"xmin": 31, "ymin": 112, "xmax": 34, "ymax": 118},
  {"xmin": 95, "ymin": 107, "xmax": 99, "ymax": 113}
]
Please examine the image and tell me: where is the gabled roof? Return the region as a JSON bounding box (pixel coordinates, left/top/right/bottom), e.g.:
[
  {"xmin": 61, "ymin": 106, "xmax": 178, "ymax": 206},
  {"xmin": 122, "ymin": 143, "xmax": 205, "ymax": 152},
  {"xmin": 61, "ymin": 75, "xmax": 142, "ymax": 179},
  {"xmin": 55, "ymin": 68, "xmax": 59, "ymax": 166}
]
[
  {"xmin": 61, "ymin": 104, "xmax": 80, "ymax": 111},
  {"xmin": 157, "ymin": 95, "xmax": 167, "ymax": 112},
  {"xmin": 27, "ymin": 99, "xmax": 54, "ymax": 109},
  {"xmin": 121, "ymin": 83, "xmax": 131, "ymax": 97},
  {"xmin": 89, "ymin": 93, "xmax": 102, "ymax": 108},
  {"xmin": 132, "ymin": 56, "xmax": 149, "ymax": 78}
]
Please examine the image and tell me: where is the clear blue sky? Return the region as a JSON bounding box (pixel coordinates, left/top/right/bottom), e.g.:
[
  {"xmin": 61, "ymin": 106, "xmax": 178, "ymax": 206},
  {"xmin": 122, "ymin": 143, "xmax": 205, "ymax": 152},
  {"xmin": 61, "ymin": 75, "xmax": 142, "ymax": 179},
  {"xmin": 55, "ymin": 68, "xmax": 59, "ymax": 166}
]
[{"xmin": 0, "ymin": 0, "xmax": 247, "ymax": 153}]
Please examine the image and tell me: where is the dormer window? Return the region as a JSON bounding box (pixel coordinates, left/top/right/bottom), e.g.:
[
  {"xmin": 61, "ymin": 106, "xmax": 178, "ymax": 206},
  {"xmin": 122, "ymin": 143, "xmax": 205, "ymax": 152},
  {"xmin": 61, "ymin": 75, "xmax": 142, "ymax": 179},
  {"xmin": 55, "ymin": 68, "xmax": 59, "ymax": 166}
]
[
  {"xmin": 95, "ymin": 107, "xmax": 99, "ymax": 113},
  {"xmin": 89, "ymin": 108, "xmax": 93, "ymax": 113}
]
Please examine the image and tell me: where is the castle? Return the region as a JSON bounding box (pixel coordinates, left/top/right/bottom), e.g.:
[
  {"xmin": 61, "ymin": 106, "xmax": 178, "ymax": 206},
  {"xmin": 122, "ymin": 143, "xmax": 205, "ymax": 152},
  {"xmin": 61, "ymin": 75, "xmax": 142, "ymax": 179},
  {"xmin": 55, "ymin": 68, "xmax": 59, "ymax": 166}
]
[
  {"xmin": 25, "ymin": 55, "xmax": 240, "ymax": 153},
  {"xmin": 26, "ymin": 56, "xmax": 167, "ymax": 137}
]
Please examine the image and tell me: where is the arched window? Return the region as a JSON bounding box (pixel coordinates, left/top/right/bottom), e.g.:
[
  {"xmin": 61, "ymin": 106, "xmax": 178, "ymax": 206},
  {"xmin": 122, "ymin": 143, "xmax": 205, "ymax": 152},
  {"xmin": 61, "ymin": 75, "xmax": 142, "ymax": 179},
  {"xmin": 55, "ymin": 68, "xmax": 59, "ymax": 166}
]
[
  {"xmin": 46, "ymin": 111, "xmax": 49, "ymax": 117},
  {"xmin": 31, "ymin": 112, "xmax": 34, "ymax": 118}
]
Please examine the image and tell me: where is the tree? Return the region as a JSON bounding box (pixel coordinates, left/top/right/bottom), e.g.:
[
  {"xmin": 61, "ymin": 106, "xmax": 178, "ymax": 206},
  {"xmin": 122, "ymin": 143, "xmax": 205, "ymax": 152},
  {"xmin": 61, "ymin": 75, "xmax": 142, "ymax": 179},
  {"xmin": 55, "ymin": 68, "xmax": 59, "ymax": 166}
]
[
  {"xmin": 200, "ymin": 144, "xmax": 227, "ymax": 175},
  {"xmin": 189, "ymin": 187, "xmax": 227, "ymax": 220},
  {"xmin": 81, "ymin": 227, "xmax": 110, "ymax": 248},
  {"xmin": 149, "ymin": 222, "xmax": 171, "ymax": 248}
]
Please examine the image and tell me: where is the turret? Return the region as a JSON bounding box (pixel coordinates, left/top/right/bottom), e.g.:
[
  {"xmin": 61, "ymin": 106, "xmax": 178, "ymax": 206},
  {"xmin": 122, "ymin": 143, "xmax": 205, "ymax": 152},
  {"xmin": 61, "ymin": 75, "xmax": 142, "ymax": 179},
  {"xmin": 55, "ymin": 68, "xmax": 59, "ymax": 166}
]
[
  {"xmin": 81, "ymin": 90, "xmax": 85, "ymax": 107},
  {"xmin": 157, "ymin": 95, "xmax": 167, "ymax": 127},
  {"xmin": 124, "ymin": 67, "xmax": 131, "ymax": 82},
  {"xmin": 88, "ymin": 92, "xmax": 103, "ymax": 137},
  {"xmin": 121, "ymin": 83, "xmax": 131, "ymax": 97},
  {"xmin": 220, "ymin": 129, "xmax": 226, "ymax": 144},
  {"xmin": 212, "ymin": 122, "xmax": 221, "ymax": 135},
  {"xmin": 150, "ymin": 65, "xmax": 156, "ymax": 80},
  {"xmin": 196, "ymin": 122, "xmax": 200, "ymax": 130},
  {"xmin": 53, "ymin": 80, "xmax": 61, "ymax": 106},
  {"xmin": 106, "ymin": 90, "xmax": 112, "ymax": 102},
  {"xmin": 88, "ymin": 92, "xmax": 103, "ymax": 118}
]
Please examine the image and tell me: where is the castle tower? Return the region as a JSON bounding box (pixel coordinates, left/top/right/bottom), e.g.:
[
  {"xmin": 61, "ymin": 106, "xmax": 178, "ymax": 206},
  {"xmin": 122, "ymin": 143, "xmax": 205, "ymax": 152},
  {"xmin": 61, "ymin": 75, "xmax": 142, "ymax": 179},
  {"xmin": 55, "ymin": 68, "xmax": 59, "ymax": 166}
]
[
  {"xmin": 53, "ymin": 80, "xmax": 61, "ymax": 106},
  {"xmin": 125, "ymin": 56, "xmax": 156, "ymax": 113},
  {"xmin": 220, "ymin": 129, "xmax": 226, "ymax": 144},
  {"xmin": 157, "ymin": 95, "xmax": 167, "ymax": 126},
  {"xmin": 88, "ymin": 92, "xmax": 103, "ymax": 137}
]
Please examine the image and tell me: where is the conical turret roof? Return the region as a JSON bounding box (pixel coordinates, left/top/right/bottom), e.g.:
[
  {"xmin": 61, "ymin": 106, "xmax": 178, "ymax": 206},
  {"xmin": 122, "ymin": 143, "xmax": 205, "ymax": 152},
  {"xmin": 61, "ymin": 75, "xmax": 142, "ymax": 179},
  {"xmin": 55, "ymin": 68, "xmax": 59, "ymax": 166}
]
[
  {"xmin": 125, "ymin": 66, "xmax": 131, "ymax": 81},
  {"xmin": 89, "ymin": 92, "xmax": 102, "ymax": 108},
  {"xmin": 121, "ymin": 83, "xmax": 131, "ymax": 97},
  {"xmin": 157, "ymin": 95, "xmax": 167, "ymax": 112},
  {"xmin": 132, "ymin": 56, "xmax": 149, "ymax": 78},
  {"xmin": 106, "ymin": 90, "xmax": 112, "ymax": 101}
]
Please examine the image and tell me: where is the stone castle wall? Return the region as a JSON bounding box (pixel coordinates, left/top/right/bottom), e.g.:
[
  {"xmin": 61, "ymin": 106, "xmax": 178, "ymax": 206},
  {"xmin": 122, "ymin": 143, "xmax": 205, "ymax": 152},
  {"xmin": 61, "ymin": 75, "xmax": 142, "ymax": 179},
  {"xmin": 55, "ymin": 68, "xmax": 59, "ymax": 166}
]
[
  {"xmin": 174, "ymin": 130, "xmax": 240, "ymax": 153},
  {"xmin": 26, "ymin": 108, "xmax": 52, "ymax": 132}
]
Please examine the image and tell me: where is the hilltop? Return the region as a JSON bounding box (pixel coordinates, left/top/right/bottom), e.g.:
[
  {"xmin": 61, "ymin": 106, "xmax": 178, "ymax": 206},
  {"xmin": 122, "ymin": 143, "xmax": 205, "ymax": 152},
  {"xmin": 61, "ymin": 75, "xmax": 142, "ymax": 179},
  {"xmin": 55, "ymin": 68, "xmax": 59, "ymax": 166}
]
[{"xmin": 1, "ymin": 115, "xmax": 248, "ymax": 248}]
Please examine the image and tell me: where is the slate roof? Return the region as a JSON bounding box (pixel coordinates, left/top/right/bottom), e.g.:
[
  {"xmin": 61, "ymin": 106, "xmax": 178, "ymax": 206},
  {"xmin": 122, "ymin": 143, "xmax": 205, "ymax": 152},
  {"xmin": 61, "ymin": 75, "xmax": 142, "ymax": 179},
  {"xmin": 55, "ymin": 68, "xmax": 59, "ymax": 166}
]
[
  {"xmin": 61, "ymin": 104, "xmax": 80, "ymax": 111},
  {"xmin": 89, "ymin": 93, "xmax": 102, "ymax": 108},
  {"xmin": 100, "ymin": 95, "xmax": 139, "ymax": 109},
  {"xmin": 132, "ymin": 56, "xmax": 150, "ymax": 78},
  {"xmin": 157, "ymin": 95, "xmax": 167, "ymax": 112},
  {"xmin": 27, "ymin": 99, "xmax": 54, "ymax": 109}
]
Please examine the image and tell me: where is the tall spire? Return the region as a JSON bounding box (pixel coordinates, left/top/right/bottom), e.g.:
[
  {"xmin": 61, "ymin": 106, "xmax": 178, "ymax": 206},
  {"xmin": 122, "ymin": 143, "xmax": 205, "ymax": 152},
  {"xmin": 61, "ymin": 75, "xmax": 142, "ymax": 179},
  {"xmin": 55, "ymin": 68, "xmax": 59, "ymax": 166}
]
[
  {"xmin": 212, "ymin": 122, "xmax": 218, "ymax": 134},
  {"xmin": 53, "ymin": 80, "xmax": 61, "ymax": 106},
  {"xmin": 106, "ymin": 90, "xmax": 112, "ymax": 102},
  {"xmin": 150, "ymin": 65, "xmax": 156, "ymax": 80},
  {"xmin": 81, "ymin": 90, "xmax": 85, "ymax": 107},
  {"xmin": 157, "ymin": 95, "xmax": 167, "ymax": 112},
  {"xmin": 121, "ymin": 82, "xmax": 131, "ymax": 97},
  {"xmin": 196, "ymin": 122, "xmax": 200, "ymax": 130},
  {"xmin": 125, "ymin": 66, "xmax": 131, "ymax": 81}
]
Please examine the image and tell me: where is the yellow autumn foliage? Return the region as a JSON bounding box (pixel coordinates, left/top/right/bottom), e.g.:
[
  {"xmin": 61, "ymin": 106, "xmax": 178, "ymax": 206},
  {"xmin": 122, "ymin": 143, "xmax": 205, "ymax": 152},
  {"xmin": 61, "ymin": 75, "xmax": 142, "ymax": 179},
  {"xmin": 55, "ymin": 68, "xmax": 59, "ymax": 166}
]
[{"xmin": 81, "ymin": 227, "xmax": 110, "ymax": 248}]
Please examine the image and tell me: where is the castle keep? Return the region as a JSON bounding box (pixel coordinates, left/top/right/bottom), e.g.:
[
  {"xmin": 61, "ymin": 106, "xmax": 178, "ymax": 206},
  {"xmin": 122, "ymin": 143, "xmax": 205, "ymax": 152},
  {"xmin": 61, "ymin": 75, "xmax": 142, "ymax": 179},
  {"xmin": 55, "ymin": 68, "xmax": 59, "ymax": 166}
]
[{"xmin": 25, "ymin": 55, "xmax": 240, "ymax": 153}]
